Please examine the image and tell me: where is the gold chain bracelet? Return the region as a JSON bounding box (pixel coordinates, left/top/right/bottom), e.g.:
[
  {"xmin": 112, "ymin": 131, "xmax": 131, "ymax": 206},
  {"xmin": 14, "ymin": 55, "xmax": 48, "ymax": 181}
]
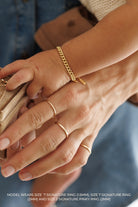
[{"xmin": 56, "ymin": 46, "xmax": 86, "ymax": 85}]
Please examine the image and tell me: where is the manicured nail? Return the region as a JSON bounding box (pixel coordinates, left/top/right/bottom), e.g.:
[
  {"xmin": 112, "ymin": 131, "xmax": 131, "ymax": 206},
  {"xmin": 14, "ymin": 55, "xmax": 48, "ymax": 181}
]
[
  {"xmin": 30, "ymin": 93, "xmax": 39, "ymax": 100},
  {"xmin": 0, "ymin": 138, "xmax": 10, "ymax": 150},
  {"xmin": 20, "ymin": 172, "xmax": 32, "ymax": 181},
  {"xmin": 11, "ymin": 142, "xmax": 20, "ymax": 151},
  {"xmin": 2, "ymin": 165, "xmax": 15, "ymax": 177}
]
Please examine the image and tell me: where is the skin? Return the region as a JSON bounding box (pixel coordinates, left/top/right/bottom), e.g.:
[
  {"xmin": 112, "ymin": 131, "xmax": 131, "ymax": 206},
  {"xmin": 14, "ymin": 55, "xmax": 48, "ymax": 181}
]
[
  {"xmin": 0, "ymin": 1, "xmax": 137, "ymax": 206},
  {"xmin": 0, "ymin": 51, "xmax": 137, "ymax": 181},
  {"xmin": 0, "ymin": 0, "xmax": 137, "ymax": 99},
  {"xmin": 0, "ymin": 107, "xmax": 36, "ymax": 166},
  {"xmin": 3, "ymin": 107, "xmax": 81, "ymax": 207},
  {"xmin": 6, "ymin": 132, "xmax": 81, "ymax": 207},
  {"xmin": 31, "ymin": 169, "xmax": 81, "ymax": 207},
  {"xmin": 62, "ymin": 0, "xmax": 138, "ymax": 77}
]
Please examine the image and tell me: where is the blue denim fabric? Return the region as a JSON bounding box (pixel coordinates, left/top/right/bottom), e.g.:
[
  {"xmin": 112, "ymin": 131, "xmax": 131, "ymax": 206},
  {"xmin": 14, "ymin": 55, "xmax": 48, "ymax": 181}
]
[{"xmin": 0, "ymin": 1, "xmax": 137, "ymax": 207}]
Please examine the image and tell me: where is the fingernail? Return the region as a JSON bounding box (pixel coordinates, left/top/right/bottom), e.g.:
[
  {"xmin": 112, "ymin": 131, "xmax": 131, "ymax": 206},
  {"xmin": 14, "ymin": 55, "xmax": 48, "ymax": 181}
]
[
  {"xmin": 0, "ymin": 138, "xmax": 10, "ymax": 150},
  {"xmin": 49, "ymin": 171, "xmax": 56, "ymax": 174},
  {"xmin": 31, "ymin": 94, "xmax": 39, "ymax": 99},
  {"xmin": 20, "ymin": 172, "xmax": 32, "ymax": 181},
  {"xmin": 11, "ymin": 142, "xmax": 20, "ymax": 151},
  {"xmin": 2, "ymin": 165, "xmax": 15, "ymax": 177}
]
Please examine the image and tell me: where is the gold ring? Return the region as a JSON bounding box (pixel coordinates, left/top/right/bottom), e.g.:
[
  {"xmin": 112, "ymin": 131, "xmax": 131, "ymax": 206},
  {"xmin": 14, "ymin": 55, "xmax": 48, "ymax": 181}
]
[
  {"xmin": 57, "ymin": 122, "xmax": 69, "ymax": 138},
  {"xmin": 80, "ymin": 144, "xmax": 91, "ymax": 154},
  {"xmin": 47, "ymin": 100, "xmax": 57, "ymax": 118}
]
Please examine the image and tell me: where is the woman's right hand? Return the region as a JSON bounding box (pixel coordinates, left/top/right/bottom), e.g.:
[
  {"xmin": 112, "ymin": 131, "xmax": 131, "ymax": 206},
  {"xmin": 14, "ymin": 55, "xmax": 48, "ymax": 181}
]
[{"xmin": 0, "ymin": 52, "xmax": 137, "ymax": 179}]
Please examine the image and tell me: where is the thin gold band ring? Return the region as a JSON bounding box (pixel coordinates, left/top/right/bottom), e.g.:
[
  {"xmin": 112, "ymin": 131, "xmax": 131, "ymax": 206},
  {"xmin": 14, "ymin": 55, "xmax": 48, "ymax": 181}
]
[
  {"xmin": 80, "ymin": 144, "xmax": 91, "ymax": 154},
  {"xmin": 47, "ymin": 100, "xmax": 57, "ymax": 118},
  {"xmin": 57, "ymin": 122, "xmax": 69, "ymax": 138}
]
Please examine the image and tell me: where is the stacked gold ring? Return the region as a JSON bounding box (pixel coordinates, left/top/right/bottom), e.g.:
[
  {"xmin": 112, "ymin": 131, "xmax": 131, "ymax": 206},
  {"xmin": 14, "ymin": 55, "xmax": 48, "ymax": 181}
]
[
  {"xmin": 46, "ymin": 101, "xmax": 91, "ymax": 155},
  {"xmin": 47, "ymin": 100, "xmax": 57, "ymax": 118},
  {"xmin": 57, "ymin": 122, "xmax": 69, "ymax": 138},
  {"xmin": 46, "ymin": 100, "xmax": 69, "ymax": 138},
  {"xmin": 80, "ymin": 144, "xmax": 91, "ymax": 154}
]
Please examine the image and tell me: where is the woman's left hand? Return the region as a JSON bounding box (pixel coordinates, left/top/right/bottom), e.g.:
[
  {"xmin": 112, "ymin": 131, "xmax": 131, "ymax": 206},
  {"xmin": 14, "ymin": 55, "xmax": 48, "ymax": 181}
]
[{"xmin": 0, "ymin": 52, "xmax": 137, "ymax": 180}]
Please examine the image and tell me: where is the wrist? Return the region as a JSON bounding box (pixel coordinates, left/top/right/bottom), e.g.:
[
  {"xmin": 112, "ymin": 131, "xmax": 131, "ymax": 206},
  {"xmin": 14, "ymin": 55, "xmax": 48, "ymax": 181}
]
[
  {"xmin": 119, "ymin": 53, "xmax": 138, "ymax": 100},
  {"xmin": 62, "ymin": 39, "xmax": 87, "ymax": 78},
  {"xmin": 84, "ymin": 53, "xmax": 138, "ymax": 108},
  {"xmin": 56, "ymin": 46, "xmax": 86, "ymax": 85},
  {"xmin": 108, "ymin": 53, "xmax": 138, "ymax": 105}
]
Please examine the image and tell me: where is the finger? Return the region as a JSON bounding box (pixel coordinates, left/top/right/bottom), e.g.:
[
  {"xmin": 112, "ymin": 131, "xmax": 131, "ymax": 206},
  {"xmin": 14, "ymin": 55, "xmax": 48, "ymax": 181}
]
[
  {"xmin": 0, "ymin": 104, "xmax": 40, "ymax": 149},
  {"xmin": 7, "ymin": 130, "xmax": 36, "ymax": 159},
  {"xmin": 0, "ymin": 102, "xmax": 57, "ymax": 150},
  {"xmin": 18, "ymin": 105, "xmax": 28, "ymax": 116},
  {"xmin": 0, "ymin": 83, "xmax": 82, "ymax": 149},
  {"xmin": 9, "ymin": 105, "xmax": 35, "ymax": 158},
  {"xmin": 0, "ymin": 108, "xmax": 86, "ymax": 178},
  {"xmin": 7, "ymin": 141, "xmax": 20, "ymax": 158},
  {"xmin": 18, "ymin": 129, "xmax": 85, "ymax": 180},
  {"xmin": 6, "ymin": 68, "xmax": 34, "ymax": 90},
  {"xmin": 0, "ymin": 101, "xmax": 56, "ymax": 149},
  {"xmin": 0, "ymin": 60, "xmax": 26, "ymax": 78},
  {"xmin": 18, "ymin": 106, "xmax": 36, "ymax": 147},
  {"xmin": 53, "ymin": 135, "xmax": 94, "ymax": 175},
  {"xmin": 0, "ymin": 123, "xmax": 66, "ymax": 178},
  {"xmin": 27, "ymin": 81, "xmax": 42, "ymax": 99},
  {"xmin": 7, "ymin": 106, "xmax": 29, "ymax": 158},
  {"xmin": 1, "ymin": 130, "xmax": 37, "ymax": 176},
  {"xmin": 10, "ymin": 141, "xmax": 20, "ymax": 151},
  {"xmin": 20, "ymin": 130, "xmax": 36, "ymax": 149},
  {"xmin": 41, "ymin": 87, "xmax": 54, "ymax": 98}
]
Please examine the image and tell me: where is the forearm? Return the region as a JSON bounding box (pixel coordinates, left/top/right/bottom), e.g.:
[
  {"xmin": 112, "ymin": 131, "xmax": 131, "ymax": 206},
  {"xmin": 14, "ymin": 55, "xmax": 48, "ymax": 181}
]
[{"xmin": 62, "ymin": 2, "xmax": 138, "ymax": 78}]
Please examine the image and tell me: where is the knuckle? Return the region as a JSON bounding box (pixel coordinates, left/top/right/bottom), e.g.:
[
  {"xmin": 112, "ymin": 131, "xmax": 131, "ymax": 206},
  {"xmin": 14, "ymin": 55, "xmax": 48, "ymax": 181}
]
[
  {"xmin": 63, "ymin": 87, "xmax": 78, "ymax": 106},
  {"xmin": 60, "ymin": 150, "xmax": 74, "ymax": 164},
  {"xmin": 29, "ymin": 111, "xmax": 44, "ymax": 129},
  {"xmin": 14, "ymin": 73, "xmax": 24, "ymax": 83},
  {"xmin": 77, "ymin": 105, "xmax": 90, "ymax": 121},
  {"xmin": 40, "ymin": 136, "xmax": 57, "ymax": 154},
  {"xmin": 78, "ymin": 156, "xmax": 87, "ymax": 167},
  {"xmin": 59, "ymin": 168, "xmax": 70, "ymax": 175}
]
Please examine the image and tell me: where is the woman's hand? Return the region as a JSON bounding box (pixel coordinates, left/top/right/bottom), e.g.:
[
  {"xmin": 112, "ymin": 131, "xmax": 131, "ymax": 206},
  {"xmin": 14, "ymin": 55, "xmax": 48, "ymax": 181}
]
[
  {"xmin": 0, "ymin": 50, "xmax": 70, "ymax": 98},
  {"xmin": 0, "ymin": 52, "xmax": 137, "ymax": 180}
]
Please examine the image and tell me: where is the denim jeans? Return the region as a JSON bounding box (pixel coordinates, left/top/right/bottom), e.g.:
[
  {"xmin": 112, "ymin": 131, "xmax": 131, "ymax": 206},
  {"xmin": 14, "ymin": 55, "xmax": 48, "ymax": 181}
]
[{"xmin": 0, "ymin": 1, "xmax": 137, "ymax": 207}]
